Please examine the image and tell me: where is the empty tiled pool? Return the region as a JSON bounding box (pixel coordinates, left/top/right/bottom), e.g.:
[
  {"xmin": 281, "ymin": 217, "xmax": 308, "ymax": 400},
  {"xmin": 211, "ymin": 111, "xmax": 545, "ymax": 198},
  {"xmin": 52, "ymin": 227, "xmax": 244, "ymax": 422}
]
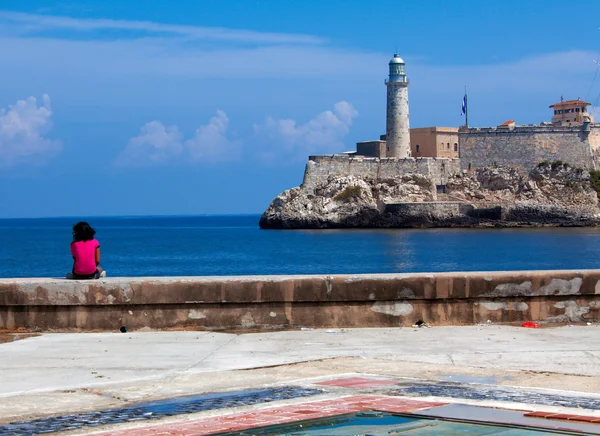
[
  {"xmin": 220, "ymin": 411, "xmax": 592, "ymax": 435},
  {"xmin": 0, "ymin": 387, "xmax": 323, "ymax": 436}
]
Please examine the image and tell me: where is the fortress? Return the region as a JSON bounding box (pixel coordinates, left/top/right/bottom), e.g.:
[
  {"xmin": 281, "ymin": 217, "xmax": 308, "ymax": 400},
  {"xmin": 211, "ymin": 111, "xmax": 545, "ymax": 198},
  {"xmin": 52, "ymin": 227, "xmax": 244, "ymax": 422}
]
[
  {"xmin": 303, "ymin": 54, "xmax": 600, "ymax": 193},
  {"xmin": 260, "ymin": 54, "xmax": 600, "ymax": 230}
]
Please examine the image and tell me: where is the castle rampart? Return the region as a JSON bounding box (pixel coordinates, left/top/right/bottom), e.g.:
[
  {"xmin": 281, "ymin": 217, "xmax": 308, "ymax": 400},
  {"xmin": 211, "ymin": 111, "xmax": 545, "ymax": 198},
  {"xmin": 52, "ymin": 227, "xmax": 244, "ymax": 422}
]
[
  {"xmin": 302, "ymin": 154, "xmax": 461, "ymax": 193},
  {"xmin": 460, "ymin": 124, "xmax": 600, "ymax": 170}
]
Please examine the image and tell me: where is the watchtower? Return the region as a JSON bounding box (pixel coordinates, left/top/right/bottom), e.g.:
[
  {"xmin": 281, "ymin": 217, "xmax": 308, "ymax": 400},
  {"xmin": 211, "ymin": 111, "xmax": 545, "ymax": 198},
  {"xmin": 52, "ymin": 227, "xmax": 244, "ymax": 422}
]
[{"xmin": 549, "ymin": 98, "xmax": 593, "ymax": 126}]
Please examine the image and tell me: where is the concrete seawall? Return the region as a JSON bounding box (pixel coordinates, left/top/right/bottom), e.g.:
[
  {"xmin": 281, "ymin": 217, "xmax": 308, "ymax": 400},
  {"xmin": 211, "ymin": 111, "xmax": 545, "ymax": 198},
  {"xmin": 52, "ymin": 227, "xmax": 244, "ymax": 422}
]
[{"xmin": 1, "ymin": 270, "xmax": 599, "ymax": 331}]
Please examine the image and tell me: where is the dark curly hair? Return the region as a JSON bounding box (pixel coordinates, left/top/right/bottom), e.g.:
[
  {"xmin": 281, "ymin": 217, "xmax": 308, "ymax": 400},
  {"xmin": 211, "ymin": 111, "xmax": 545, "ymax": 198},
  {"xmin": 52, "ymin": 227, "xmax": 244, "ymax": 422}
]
[{"xmin": 72, "ymin": 222, "xmax": 96, "ymax": 242}]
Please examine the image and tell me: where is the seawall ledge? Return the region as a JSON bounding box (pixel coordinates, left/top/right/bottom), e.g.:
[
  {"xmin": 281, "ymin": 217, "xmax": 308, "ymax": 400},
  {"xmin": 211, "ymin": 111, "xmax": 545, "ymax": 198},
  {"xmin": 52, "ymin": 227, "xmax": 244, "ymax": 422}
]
[
  {"xmin": 1, "ymin": 270, "xmax": 599, "ymax": 331},
  {"xmin": 0, "ymin": 269, "xmax": 599, "ymax": 283}
]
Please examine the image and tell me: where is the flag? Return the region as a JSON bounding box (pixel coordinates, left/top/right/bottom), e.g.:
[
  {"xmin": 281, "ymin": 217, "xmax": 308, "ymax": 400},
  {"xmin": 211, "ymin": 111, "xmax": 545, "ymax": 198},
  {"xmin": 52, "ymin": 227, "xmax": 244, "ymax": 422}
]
[{"xmin": 461, "ymin": 95, "xmax": 467, "ymax": 116}]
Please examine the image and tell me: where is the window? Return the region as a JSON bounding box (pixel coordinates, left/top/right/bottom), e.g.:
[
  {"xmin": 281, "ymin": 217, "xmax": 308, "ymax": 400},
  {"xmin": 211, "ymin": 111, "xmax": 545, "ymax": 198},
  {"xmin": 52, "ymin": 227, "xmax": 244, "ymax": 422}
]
[
  {"xmin": 416, "ymin": 144, "xmax": 420, "ymax": 152},
  {"xmin": 576, "ymin": 108, "xmax": 580, "ymax": 112},
  {"xmin": 447, "ymin": 143, "xmax": 450, "ymax": 149},
  {"xmin": 558, "ymin": 110, "xmax": 563, "ymax": 114},
  {"xmin": 454, "ymin": 143, "xmax": 458, "ymax": 152},
  {"xmin": 554, "ymin": 110, "xmax": 558, "ymax": 115}
]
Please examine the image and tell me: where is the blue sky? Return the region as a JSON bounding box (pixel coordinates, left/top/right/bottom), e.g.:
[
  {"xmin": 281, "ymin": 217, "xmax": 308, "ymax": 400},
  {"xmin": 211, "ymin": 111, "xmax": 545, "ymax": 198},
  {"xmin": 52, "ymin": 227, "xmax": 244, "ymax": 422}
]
[{"xmin": 1, "ymin": 0, "xmax": 599, "ymax": 218}]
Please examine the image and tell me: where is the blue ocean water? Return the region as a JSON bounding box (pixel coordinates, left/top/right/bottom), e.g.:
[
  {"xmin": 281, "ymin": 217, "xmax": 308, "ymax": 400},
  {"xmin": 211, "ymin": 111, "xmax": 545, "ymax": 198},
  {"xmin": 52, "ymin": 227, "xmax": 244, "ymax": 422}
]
[{"xmin": 1, "ymin": 215, "xmax": 600, "ymax": 278}]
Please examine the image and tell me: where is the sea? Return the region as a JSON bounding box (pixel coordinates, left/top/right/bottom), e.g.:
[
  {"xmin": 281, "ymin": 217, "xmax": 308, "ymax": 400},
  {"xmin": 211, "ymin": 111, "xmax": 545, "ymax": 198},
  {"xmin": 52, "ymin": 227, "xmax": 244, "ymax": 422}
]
[{"xmin": 1, "ymin": 215, "xmax": 600, "ymax": 279}]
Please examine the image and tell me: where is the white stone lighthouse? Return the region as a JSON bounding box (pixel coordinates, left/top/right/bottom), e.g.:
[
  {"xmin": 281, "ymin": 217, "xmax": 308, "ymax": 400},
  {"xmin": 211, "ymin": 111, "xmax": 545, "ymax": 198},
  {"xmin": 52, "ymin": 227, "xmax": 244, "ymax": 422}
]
[{"xmin": 385, "ymin": 54, "xmax": 411, "ymax": 158}]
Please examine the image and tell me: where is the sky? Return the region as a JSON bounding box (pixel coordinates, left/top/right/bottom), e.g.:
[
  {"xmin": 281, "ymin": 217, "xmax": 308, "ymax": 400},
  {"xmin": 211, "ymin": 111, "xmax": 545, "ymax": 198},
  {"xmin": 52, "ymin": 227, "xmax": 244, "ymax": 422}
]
[{"xmin": 1, "ymin": 0, "xmax": 600, "ymax": 218}]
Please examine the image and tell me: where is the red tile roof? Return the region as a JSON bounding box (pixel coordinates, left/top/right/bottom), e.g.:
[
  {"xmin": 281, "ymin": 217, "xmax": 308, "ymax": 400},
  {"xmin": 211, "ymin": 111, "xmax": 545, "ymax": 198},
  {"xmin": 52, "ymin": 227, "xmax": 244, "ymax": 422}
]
[
  {"xmin": 500, "ymin": 120, "xmax": 515, "ymax": 126},
  {"xmin": 549, "ymin": 99, "xmax": 591, "ymax": 108}
]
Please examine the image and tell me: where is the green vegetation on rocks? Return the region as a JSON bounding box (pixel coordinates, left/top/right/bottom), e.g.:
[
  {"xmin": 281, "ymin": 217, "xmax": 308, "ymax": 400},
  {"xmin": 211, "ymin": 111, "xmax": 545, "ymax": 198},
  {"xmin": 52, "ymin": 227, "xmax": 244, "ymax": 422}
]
[
  {"xmin": 537, "ymin": 160, "xmax": 568, "ymax": 169},
  {"xmin": 334, "ymin": 185, "xmax": 362, "ymax": 201},
  {"xmin": 590, "ymin": 170, "xmax": 600, "ymax": 198}
]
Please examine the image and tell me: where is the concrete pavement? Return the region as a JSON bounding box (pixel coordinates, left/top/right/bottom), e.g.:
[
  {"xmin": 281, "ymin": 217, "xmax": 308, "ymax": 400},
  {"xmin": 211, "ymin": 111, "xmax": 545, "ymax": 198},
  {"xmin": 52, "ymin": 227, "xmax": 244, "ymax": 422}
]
[
  {"xmin": 1, "ymin": 325, "xmax": 600, "ymax": 429},
  {"xmin": 2, "ymin": 325, "xmax": 600, "ymax": 398}
]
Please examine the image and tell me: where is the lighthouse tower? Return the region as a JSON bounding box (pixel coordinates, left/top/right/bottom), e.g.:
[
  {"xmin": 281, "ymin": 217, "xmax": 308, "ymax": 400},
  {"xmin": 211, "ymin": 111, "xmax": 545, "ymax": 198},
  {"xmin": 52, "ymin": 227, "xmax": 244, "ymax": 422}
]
[{"xmin": 385, "ymin": 54, "xmax": 411, "ymax": 158}]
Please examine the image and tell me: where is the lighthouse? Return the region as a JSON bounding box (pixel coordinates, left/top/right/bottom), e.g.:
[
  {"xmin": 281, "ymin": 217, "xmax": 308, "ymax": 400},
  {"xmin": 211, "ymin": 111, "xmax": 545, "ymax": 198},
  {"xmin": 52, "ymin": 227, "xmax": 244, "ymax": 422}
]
[{"xmin": 385, "ymin": 54, "xmax": 411, "ymax": 158}]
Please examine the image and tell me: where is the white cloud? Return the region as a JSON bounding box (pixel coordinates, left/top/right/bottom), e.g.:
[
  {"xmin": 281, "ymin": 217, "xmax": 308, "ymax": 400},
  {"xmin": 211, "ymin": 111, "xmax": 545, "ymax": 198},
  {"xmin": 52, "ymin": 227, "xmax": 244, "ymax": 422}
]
[
  {"xmin": 2, "ymin": 11, "xmax": 598, "ymax": 154},
  {"xmin": 0, "ymin": 11, "xmax": 383, "ymax": 82},
  {"xmin": 254, "ymin": 101, "xmax": 359, "ymax": 162},
  {"xmin": 185, "ymin": 110, "xmax": 241, "ymax": 163},
  {"xmin": 116, "ymin": 121, "xmax": 183, "ymax": 166},
  {"xmin": 119, "ymin": 110, "xmax": 239, "ymax": 166},
  {"xmin": 0, "ymin": 11, "xmax": 324, "ymax": 45},
  {"xmin": 0, "ymin": 94, "xmax": 61, "ymax": 166}
]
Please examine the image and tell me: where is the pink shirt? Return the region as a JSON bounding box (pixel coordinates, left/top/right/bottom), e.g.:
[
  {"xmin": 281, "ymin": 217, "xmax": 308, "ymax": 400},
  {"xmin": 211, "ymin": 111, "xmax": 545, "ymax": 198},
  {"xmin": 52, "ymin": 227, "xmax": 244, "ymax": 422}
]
[{"xmin": 71, "ymin": 239, "xmax": 100, "ymax": 275}]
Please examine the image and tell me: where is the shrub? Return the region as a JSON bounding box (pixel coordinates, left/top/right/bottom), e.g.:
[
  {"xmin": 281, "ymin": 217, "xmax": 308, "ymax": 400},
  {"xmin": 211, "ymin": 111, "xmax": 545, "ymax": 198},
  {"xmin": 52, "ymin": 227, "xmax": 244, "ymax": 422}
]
[
  {"xmin": 537, "ymin": 160, "xmax": 569, "ymax": 170},
  {"xmin": 334, "ymin": 185, "xmax": 362, "ymax": 201},
  {"xmin": 590, "ymin": 170, "xmax": 600, "ymax": 197},
  {"xmin": 551, "ymin": 160, "xmax": 567, "ymax": 170}
]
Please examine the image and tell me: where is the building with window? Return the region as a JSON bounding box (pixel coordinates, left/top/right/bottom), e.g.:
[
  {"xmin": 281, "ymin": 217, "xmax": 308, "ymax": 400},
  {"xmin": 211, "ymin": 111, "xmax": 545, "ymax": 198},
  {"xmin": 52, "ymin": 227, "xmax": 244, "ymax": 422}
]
[
  {"xmin": 355, "ymin": 127, "xmax": 459, "ymax": 159},
  {"xmin": 410, "ymin": 127, "xmax": 459, "ymax": 158},
  {"xmin": 550, "ymin": 99, "xmax": 593, "ymax": 126}
]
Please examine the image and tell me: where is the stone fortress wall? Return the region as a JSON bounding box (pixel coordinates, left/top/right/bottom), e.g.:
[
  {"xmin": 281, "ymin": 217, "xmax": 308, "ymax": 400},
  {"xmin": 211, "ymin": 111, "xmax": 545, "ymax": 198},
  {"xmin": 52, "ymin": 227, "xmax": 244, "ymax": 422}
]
[
  {"xmin": 301, "ymin": 124, "xmax": 600, "ymax": 196},
  {"xmin": 460, "ymin": 124, "xmax": 600, "ymax": 171},
  {"xmin": 301, "ymin": 154, "xmax": 462, "ymax": 193}
]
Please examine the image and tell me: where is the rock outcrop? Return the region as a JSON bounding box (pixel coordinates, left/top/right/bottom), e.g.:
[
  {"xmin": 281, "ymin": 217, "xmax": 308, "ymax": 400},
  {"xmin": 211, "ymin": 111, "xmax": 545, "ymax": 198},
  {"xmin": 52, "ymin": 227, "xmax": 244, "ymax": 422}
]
[{"xmin": 260, "ymin": 163, "xmax": 600, "ymax": 229}]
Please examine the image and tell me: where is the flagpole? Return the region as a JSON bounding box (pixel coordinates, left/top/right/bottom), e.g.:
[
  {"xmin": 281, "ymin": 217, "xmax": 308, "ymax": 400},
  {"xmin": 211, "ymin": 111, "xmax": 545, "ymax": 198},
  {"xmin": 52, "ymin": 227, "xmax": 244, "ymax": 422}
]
[{"xmin": 465, "ymin": 86, "xmax": 469, "ymax": 128}]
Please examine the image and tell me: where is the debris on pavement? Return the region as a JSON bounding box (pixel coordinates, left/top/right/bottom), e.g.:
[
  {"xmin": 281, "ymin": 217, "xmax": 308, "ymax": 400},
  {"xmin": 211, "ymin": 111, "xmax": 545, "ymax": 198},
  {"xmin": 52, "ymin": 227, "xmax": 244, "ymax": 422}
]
[
  {"xmin": 521, "ymin": 322, "xmax": 540, "ymax": 328},
  {"xmin": 412, "ymin": 320, "xmax": 430, "ymax": 328}
]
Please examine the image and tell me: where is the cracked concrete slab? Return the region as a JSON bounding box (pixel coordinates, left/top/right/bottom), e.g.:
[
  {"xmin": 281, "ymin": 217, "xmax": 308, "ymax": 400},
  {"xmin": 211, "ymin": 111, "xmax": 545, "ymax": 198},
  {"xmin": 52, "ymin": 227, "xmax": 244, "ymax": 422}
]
[
  {"xmin": 1, "ymin": 325, "xmax": 600, "ymax": 429},
  {"xmin": 1, "ymin": 326, "xmax": 599, "ymax": 398}
]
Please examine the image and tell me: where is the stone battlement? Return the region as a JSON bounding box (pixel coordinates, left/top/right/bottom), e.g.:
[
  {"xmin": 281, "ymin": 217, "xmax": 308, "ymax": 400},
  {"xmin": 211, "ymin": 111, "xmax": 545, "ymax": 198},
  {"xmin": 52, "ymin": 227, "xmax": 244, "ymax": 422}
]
[
  {"xmin": 1, "ymin": 270, "xmax": 599, "ymax": 331},
  {"xmin": 459, "ymin": 123, "xmax": 600, "ymax": 171},
  {"xmin": 303, "ymin": 155, "xmax": 461, "ymax": 192},
  {"xmin": 461, "ymin": 123, "xmax": 600, "ymax": 134}
]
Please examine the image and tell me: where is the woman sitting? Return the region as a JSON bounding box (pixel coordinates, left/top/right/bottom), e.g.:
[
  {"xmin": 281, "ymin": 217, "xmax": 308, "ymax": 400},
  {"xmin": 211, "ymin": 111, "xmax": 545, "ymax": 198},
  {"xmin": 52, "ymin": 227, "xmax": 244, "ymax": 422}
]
[{"xmin": 68, "ymin": 222, "xmax": 106, "ymax": 279}]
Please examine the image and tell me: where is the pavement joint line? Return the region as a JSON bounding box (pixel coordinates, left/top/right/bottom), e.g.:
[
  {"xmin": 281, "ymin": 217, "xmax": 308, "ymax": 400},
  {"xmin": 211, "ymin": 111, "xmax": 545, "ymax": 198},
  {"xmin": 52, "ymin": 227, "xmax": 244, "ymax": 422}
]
[
  {"xmin": 0, "ymin": 371, "xmax": 181, "ymax": 399},
  {"xmin": 584, "ymin": 351, "xmax": 600, "ymax": 361},
  {"xmin": 447, "ymin": 353, "xmax": 456, "ymax": 365},
  {"xmin": 181, "ymin": 334, "xmax": 239, "ymax": 372},
  {"xmin": 233, "ymin": 357, "xmax": 343, "ymax": 372}
]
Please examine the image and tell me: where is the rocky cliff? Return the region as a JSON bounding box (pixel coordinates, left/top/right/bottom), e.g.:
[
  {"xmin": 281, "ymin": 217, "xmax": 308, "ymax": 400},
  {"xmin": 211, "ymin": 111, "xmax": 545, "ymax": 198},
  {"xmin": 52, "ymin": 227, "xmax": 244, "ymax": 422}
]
[{"xmin": 259, "ymin": 163, "xmax": 600, "ymax": 229}]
